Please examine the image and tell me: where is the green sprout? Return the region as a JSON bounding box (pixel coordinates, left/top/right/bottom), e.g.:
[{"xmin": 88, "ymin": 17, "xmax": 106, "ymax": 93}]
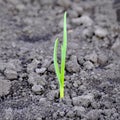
[{"xmin": 53, "ymin": 12, "xmax": 67, "ymax": 99}]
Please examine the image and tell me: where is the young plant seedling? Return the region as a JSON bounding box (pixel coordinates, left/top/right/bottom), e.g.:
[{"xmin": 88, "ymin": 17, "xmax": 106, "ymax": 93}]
[{"xmin": 53, "ymin": 12, "xmax": 67, "ymax": 99}]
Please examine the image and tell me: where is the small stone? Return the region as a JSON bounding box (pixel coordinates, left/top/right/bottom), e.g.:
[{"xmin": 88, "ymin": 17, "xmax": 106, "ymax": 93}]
[
  {"xmin": 42, "ymin": 58, "xmax": 52, "ymax": 68},
  {"xmin": 46, "ymin": 90, "xmax": 59, "ymax": 100},
  {"xmin": 98, "ymin": 52, "xmax": 108, "ymax": 65},
  {"xmin": 28, "ymin": 73, "xmax": 46, "ymax": 86},
  {"xmin": 77, "ymin": 56, "xmax": 85, "ymax": 65},
  {"xmin": 111, "ymin": 38, "xmax": 120, "ymax": 56},
  {"xmin": 80, "ymin": 70, "xmax": 89, "ymax": 80},
  {"xmin": 48, "ymin": 63, "xmax": 54, "ymax": 72},
  {"xmin": 72, "ymin": 15, "xmax": 93, "ymax": 26},
  {"xmin": 57, "ymin": 0, "xmax": 71, "ymax": 8},
  {"xmin": 0, "ymin": 61, "xmax": 6, "ymax": 72},
  {"xmin": 16, "ymin": 4, "xmax": 25, "ymax": 11},
  {"xmin": 99, "ymin": 81, "xmax": 111, "ymax": 89},
  {"xmin": 4, "ymin": 69, "xmax": 18, "ymax": 80},
  {"xmin": 32, "ymin": 84, "xmax": 44, "ymax": 94},
  {"xmin": 86, "ymin": 110, "xmax": 101, "ymax": 120},
  {"xmin": 66, "ymin": 110, "xmax": 75, "ymax": 118},
  {"xmin": 35, "ymin": 67, "xmax": 46, "ymax": 74},
  {"xmin": 28, "ymin": 73, "xmax": 36, "ymax": 84},
  {"xmin": 66, "ymin": 55, "xmax": 80, "ymax": 72},
  {"xmin": 68, "ymin": 10, "xmax": 78, "ymax": 18},
  {"xmin": 53, "ymin": 112, "xmax": 58, "ymax": 119},
  {"xmin": 72, "ymin": 93, "xmax": 94, "ymax": 107},
  {"xmin": 82, "ymin": 27, "xmax": 94, "ymax": 38},
  {"xmin": 83, "ymin": 61, "xmax": 94, "ymax": 70},
  {"xmin": 85, "ymin": 51, "xmax": 98, "ymax": 63},
  {"xmin": 94, "ymin": 27, "xmax": 108, "ymax": 38},
  {"xmin": 73, "ymin": 80, "xmax": 81, "ymax": 88},
  {"xmin": 79, "ymin": 85, "xmax": 87, "ymax": 92},
  {"xmin": 74, "ymin": 106, "xmax": 86, "ymax": 116},
  {"xmin": 27, "ymin": 59, "xmax": 39, "ymax": 73},
  {"xmin": 105, "ymin": 63, "xmax": 114, "ymax": 69},
  {"xmin": 23, "ymin": 18, "xmax": 33, "ymax": 25},
  {"xmin": 0, "ymin": 80, "xmax": 11, "ymax": 96},
  {"xmin": 36, "ymin": 118, "xmax": 42, "ymax": 120},
  {"xmin": 59, "ymin": 111, "xmax": 65, "ymax": 117}
]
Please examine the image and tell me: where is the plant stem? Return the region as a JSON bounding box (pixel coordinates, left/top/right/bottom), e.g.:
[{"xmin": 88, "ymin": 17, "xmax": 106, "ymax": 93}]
[{"xmin": 60, "ymin": 85, "xmax": 64, "ymax": 98}]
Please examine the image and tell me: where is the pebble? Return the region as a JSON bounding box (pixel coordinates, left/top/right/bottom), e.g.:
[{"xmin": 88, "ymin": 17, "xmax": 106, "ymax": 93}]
[
  {"xmin": 23, "ymin": 18, "xmax": 33, "ymax": 25},
  {"xmin": 86, "ymin": 110, "xmax": 101, "ymax": 120},
  {"xmin": 83, "ymin": 61, "xmax": 94, "ymax": 70},
  {"xmin": 80, "ymin": 70, "xmax": 89, "ymax": 80},
  {"xmin": 35, "ymin": 67, "xmax": 46, "ymax": 74},
  {"xmin": 105, "ymin": 63, "xmax": 114, "ymax": 69},
  {"xmin": 98, "ymin": 52, "xmax": 108, "ymax": 65},
  {"xmin": 28, "ymin": 73, "xmax": 46, "ymax": 86},
  {"xmin": 46, "ymin": 90, "xmax": 59, "ymax": 100},
  {"xmin": 82, "ymin": 27, "xmax": 94, "ymax": 38},
  {"xmin": 32, "ymin": 84, "xmax": 44, "ymax": 94},
  {"xmin": 73, "ymin": 80, "xmax": 81, "ymax": 88},
  {"xmin": 111, "ymin": 38, "xmax": 120, "ymax": 56},
  {"xmin": 66, "ymin": 55, "xmax": 80, "ymax": 72},
  {"xmin": 66, "ymin": 110, "xmax": 75, "ymax": 118},
  {"xmin": 94, "ymin": 27, "xmax": 108, "ymax": 38},
  {"xmin": 0, "ymin": 79, "xmax": 11, "ymax": 96},
  {"xmin": 84, "ymin": 51, "xmax": 98, "ymax": 63},
  {"xmin": 77, "ymin": 56, "xmax": 85, "ymax": 65},
  {"xmin": 48, "ymin": 63, "xmax": 54, "ymax": 72},
  {"xmin": 16, "ymin": 4, "xmax": 25, "ymax": 11},
  {"xmin": 72, "ymin": 15, "xmax": 93, "ymax": 26},
  {"xmin": 36, "ymin": 118, "xmax": 42, "ymax": 120},
  {"xmin": 42, "ymin": 58, "xmax": 52, "ymax": 68},
  {"xmin": 72, "ymin": 93, "xmax": 94, "ymax": 107},
  {"xmin": 4, "ymin": 69, "xmax": 18, "ymax": 80},
  {"xmin": 0, "ymin": 61, "xmax": 6, "ymax": 72},
  {"xmin": 57, "ymin": 0, "xmax": 71, "ymax": 8},
  {"xmin": 59, "ymin": 111, "xmax": 65, "ymax": 117},
  {"xmin": 68, "ymin": 10, "xmax": 78, "ymax": 18},
  {"xmin": 74, "ymin": 106, "xmax": 86, "ymax": 116},
  {"xmin": 27, "ymin": 58, "xmax": 39, "ymax": 73}
]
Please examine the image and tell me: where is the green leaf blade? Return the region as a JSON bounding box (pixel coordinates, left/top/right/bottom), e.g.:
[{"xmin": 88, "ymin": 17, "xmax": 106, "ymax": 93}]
[
  {"xmin": 61, "ymin": 12, "xmax": 67, "ymax": 86},
  {"xmin": 53, "ymin": 38, "xmax": 61, "ymax": 85}
]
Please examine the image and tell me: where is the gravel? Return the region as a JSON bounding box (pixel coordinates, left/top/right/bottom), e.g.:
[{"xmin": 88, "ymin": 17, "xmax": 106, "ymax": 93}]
[
  {"xmin": 72, "ymin": 93, "xmax": 94, "ymax": 107},
  {"xmin": 94, "ymin": 26, "xmax": 108, "ymax": 38},
  {"xmin": 83, "ymin": 61, "xmax": 94, "ymax": 70},
  {"xmin": 66, "ymin": 55, "xmax": 80, "ymax": 72},
  {"xmin": 4, "ymin": 69, "xmax": 18, "ymax": 80},
  {"xmin": 0, "ymin": 79, "xmax": 11, "ymax": 96}
]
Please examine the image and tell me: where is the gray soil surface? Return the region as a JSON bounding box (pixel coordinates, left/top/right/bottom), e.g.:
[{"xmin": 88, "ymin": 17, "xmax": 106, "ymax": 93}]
[{"xmin": 0, "ymin": 0, "xmax": 120, "ymax": 120}]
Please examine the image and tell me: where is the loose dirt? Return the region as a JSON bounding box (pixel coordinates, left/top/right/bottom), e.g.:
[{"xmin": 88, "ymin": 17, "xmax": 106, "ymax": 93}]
[{"xmin": 0, "ymin": 0, "xmax": 120, "ymax": 120}]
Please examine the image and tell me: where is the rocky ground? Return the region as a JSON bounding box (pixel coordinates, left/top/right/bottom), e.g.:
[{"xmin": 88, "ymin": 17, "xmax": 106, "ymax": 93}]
[{"xmin": 0, "ymin": 0, "xmax": 120, "ymax": 120}]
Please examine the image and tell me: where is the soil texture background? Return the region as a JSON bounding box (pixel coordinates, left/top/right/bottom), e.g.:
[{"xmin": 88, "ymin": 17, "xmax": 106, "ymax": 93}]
[{"xmin": 0, "ymin": 0, "xmax": 120, "ymax": 120}]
